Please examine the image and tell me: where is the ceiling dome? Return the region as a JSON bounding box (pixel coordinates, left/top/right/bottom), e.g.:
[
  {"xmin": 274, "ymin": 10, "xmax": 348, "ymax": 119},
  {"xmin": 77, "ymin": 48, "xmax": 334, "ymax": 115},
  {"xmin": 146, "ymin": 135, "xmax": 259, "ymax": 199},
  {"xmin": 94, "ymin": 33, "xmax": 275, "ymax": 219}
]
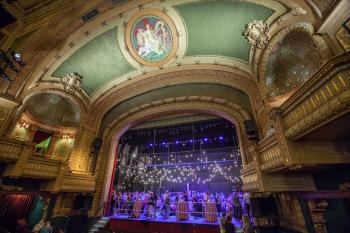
[{"xmin": 23, "ymin": 93, "xmax": 80, "ymax": 128}]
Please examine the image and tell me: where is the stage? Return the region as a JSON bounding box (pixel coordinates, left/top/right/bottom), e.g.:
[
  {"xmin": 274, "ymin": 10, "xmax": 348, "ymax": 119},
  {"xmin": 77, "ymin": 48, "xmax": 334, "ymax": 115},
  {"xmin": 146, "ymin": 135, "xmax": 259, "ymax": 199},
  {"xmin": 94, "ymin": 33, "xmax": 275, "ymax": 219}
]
[{"xmin": 105, "ymin": 215, "xmax": 242, "ymax": 233}]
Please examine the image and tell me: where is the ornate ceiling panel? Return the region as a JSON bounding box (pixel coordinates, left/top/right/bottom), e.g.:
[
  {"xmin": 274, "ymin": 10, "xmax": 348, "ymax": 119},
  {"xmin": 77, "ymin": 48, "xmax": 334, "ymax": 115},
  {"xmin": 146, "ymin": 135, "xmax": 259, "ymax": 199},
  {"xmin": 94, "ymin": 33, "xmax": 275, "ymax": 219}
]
[
  {"xmin": 100, "ymin": 83, "xmax": 252, "ymax": 132},
  {"xmin": 23, "ymin": 93, "xmax": 80, "ymax": 128},
  {"xmin": 175, "ymin": 1, "xmax": 274, "ymax": 61},
  {"xmin": 48, "ymin": 0, "xmax": 281, "ymax": 96},
  {"xmin": 52, "ymin": 27, "xmax": 135, "ymax": 94}
]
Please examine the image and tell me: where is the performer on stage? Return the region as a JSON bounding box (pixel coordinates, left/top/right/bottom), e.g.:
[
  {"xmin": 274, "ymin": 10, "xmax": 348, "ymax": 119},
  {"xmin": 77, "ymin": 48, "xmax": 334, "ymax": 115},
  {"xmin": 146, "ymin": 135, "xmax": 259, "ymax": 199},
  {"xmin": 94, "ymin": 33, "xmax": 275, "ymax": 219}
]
[{"xmin": 163, "ymin": 190, "xmax": 170, "ymax": 219}]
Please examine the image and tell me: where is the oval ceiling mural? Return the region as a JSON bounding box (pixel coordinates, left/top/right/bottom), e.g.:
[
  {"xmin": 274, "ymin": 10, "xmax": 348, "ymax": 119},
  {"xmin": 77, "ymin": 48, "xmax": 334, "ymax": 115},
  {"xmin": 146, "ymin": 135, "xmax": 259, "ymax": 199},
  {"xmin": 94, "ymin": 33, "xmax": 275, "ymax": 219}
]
[{"xmin": 125, "ymin": 9, "xmax": 178, "ymax": 67}]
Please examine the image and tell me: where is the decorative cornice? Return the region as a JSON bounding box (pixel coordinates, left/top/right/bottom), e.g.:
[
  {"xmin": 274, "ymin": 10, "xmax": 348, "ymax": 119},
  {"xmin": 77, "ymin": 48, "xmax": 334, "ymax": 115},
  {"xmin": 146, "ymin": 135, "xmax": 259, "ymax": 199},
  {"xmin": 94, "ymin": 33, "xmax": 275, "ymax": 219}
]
[
  {"xmin": 104, "ymin": 96, "xmax": 251, "ymax": 138},
  {"xmin": 90, "ymin": 68, "xmax": 260, "ymax": 128}
]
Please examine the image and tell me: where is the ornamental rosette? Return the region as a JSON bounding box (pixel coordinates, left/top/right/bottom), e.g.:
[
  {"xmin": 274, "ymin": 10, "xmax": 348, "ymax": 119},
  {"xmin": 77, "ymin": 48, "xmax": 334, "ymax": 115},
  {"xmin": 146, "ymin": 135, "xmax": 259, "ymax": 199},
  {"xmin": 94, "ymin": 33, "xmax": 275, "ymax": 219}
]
[
  {"xmin": 242, "ymin": 20, "xmax": 269, "ymax": 50},
  {"xmin": 60, "ymin": 72, "xmax": 83, "ymax": 94}
]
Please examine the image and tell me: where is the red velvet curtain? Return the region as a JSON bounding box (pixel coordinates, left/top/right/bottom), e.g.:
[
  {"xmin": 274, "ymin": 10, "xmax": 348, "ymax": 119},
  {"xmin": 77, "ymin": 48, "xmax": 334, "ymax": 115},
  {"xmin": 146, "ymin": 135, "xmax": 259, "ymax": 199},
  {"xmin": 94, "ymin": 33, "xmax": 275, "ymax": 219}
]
[
  {"xmin": 0, "ymin": 194, "xmax": 35, "ymax": 232},
  {"xmin": 107, "ymin": 219, "xmax": 220, "ymax": 233}
]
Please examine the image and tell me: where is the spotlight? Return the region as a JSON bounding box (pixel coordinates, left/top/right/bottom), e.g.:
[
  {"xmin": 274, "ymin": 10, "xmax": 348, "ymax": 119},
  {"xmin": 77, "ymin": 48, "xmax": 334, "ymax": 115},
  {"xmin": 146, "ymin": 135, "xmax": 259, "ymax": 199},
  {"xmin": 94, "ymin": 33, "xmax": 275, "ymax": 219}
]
[
  {"xmin": 219, "ymin": 136, "xmax": 224, "ymax": 140},
  {"xmin": 204, "ymin": 138, "xmax": 208, "ymax": 142},
  {"xmin": 11, "ymin": 51, "xmax": 25, "ymax": 67}
]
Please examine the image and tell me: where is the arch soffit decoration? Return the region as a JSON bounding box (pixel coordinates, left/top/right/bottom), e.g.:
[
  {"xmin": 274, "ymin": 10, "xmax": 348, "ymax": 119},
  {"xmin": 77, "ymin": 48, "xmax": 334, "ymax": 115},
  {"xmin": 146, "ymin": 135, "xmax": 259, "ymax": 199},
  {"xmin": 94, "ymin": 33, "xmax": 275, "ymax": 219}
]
[
  {"xmin": 15, "ymin": 88, "xmax": 87, "ymax": 127},
  {"xmin": 96, "ymin": 96, "xmax": 252, "ymax": 205},
  {"xmin": 28, "ymin": 66, "xmax": 261, "ymax": 130},
  {"xmin": 90, "ymin": 67, "xmax": 260, "ymax": 123},
  {"xmin": 258, "ymin": 21, "xmax": 317, "ymax": 101},
  {"xmin": 11, "ymin": 0, "xmax": 298, "ymax": 100}
]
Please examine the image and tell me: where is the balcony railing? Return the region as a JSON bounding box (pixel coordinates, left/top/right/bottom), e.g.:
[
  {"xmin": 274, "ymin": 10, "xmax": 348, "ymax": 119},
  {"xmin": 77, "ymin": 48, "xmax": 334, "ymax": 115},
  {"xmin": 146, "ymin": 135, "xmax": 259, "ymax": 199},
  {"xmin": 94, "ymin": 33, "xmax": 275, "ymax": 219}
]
[
  {"xmin": 61, "ymin": 173, "xmax": 96, "ymax": 192},
  {"xmin": 241, "ymin": 162, "xmax": 260, "ymax": 192},
  {"xmin": 0, "ymin": 137, "xmax": 30, "ymax": 162},
  {"xmin": 22, "ymin": 156, "xmax": 61, "ymax": 179},
  {"xmin": 258, "ymin": 134, "xmax": 285, "ymax": 172},
  {"xmin": 280, "ymin": 52, "xmax": 350, "ymax": 140}
]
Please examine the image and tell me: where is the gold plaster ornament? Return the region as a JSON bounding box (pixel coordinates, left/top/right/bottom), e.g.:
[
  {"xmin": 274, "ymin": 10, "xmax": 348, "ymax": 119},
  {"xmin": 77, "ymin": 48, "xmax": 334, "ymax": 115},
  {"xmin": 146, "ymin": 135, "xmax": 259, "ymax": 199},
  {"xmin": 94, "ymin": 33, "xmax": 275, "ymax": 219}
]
[
  {"xmin": 243, "ymin": 20, "xmax": 269, "ymax": 50},
  {"xmin": 60, "ymin": 72, "xmax": 83, "ymax": 94}
]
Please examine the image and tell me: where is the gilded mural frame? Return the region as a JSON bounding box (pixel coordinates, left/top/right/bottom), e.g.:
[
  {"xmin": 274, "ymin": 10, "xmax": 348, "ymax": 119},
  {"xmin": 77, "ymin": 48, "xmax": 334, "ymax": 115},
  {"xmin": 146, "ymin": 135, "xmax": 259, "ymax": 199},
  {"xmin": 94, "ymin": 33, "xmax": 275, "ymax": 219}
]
[{"xmin": 125, "ymin": 9, "xmax": 179, "ymax": 67}]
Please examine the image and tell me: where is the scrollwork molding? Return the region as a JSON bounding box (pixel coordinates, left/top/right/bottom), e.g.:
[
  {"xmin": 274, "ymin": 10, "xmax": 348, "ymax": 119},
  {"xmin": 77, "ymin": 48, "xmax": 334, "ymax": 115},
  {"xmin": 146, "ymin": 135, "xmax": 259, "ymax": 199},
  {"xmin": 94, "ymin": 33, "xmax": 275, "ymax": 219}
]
[{"xmin": 89, "ymin": 68, "xmax": 261, "ymax": 128}]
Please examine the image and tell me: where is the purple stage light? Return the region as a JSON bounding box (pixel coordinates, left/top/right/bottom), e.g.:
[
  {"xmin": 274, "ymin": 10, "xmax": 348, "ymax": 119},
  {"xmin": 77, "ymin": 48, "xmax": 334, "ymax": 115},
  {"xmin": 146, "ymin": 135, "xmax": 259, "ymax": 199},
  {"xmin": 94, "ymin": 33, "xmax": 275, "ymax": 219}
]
[
  {"xmin": 175, "ymin": 140, "xmax": 179, "ymax": 144},
  {"xmin": 162, "ymin": 142, "xmax": 166, "ymax": 145},
  {"xmin": 149, "ymin": 143, "xmax": 153, "ymax": 146},
  {"xmin": 219, "ymin": 136, "xmax": 224, "ymax": 140},
  {"xmin": 204, "ymin": 138, "xmax": 208, "ymax": 142},
  {"xmin": 189, "ymin": 139, "xmax": 193, "ymax": 143}
]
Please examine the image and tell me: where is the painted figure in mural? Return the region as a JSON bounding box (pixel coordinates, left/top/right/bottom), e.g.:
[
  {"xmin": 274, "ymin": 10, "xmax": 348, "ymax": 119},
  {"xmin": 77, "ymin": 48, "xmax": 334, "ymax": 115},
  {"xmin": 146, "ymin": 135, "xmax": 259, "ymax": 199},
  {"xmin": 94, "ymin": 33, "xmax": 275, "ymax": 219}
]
[{"xmin": 132, "ymin": 17, "xmax": 172, "ymax": 62}]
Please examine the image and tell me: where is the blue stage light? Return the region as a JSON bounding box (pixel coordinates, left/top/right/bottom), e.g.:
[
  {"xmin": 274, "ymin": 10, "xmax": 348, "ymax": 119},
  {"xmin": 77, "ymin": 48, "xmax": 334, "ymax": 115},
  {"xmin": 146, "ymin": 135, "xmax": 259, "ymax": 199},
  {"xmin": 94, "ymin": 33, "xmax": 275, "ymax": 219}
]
[{"xmin": 219, "ymin": 136, "xmax": 224, "ymax": 140}]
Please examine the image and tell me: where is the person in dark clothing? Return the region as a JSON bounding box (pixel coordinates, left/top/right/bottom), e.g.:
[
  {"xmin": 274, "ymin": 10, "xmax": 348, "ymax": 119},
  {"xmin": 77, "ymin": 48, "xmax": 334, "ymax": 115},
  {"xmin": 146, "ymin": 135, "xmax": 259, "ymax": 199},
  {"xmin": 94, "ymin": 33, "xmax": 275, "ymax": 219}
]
[
  {"xmin": 216, "ymin": 194, "xmax": 221, "ymax": 217},
  {"xmin": 127, "ymin": 193, "xmax": 133, "ymax": 217},
  {"xmin": 224, "ymin": 215, "xmax": 236, "ymax": 233},
  {"xmin": 110, "ymin": 191, "xmax": 116, "ymax": 215},
  {"xmin": 147, "ymin": 192, "xmax": 155, "ymax": 218},
  {"xmin": 193, "ymin": 194, "xmax": 200, "ymax": 219},
  {"xmin": 183, "ymin": 192, "xmax": 188, "ymax": 202}
]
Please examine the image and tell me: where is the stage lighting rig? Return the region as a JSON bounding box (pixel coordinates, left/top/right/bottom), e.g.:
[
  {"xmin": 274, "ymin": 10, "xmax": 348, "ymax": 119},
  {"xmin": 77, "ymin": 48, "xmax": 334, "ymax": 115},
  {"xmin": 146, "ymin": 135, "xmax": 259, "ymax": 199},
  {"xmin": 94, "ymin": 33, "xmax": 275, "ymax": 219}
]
[{"xmin": 0, "ymin": 49, "xmax": 25, "ymax": 82}]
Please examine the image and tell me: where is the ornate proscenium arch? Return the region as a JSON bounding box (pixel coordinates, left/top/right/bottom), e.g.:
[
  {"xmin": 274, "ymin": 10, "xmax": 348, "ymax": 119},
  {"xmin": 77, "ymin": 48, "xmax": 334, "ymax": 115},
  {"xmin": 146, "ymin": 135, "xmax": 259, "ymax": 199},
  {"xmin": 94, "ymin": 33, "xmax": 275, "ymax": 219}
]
[
  {"xmin": 87, "ymin": 67, "xmax": 260, "ymax": 131},
  {"xmin": 91, "ymin": 96, "xmax": 253, "ymax": 214}
]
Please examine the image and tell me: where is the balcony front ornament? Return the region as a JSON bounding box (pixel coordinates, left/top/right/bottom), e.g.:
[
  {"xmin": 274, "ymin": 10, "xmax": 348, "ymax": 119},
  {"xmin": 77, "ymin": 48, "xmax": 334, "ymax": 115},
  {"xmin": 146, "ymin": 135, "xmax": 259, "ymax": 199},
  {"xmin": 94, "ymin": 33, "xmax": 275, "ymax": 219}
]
[
  {"xmin": 60, "ymin": 72, "xmax": 83, "ymax": 94},
  {"xmin": 243, "ymin": 20, "xmax": 269, "ymax": 50}
]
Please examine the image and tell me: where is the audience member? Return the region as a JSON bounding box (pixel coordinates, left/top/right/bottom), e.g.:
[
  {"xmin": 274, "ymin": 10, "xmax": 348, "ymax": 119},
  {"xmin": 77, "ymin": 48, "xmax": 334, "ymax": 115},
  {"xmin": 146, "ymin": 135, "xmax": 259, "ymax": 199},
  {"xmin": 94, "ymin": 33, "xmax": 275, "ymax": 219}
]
[{"xmin": 224, "ymin": 215, "xmax": 236, "ymax": 233}]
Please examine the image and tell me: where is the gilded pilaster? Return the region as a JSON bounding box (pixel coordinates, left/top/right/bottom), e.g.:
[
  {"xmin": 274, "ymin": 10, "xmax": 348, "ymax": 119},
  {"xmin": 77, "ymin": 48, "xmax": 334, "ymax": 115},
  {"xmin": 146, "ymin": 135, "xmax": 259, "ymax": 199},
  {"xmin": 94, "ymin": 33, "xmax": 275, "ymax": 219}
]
[
  {"xmin": 69, "ymin": 126, "xmax": 94, "ymax": 173},
  {"xmin": 46, "ymin": 132, "xmax": 60, "ymax": 157}
]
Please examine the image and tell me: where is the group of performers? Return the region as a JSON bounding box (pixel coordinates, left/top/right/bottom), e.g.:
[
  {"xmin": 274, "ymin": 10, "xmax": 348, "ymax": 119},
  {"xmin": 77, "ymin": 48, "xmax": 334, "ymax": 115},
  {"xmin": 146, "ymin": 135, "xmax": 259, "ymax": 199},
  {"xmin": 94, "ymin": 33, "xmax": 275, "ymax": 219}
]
[{"xmin": 109, "ymin": 189, "xmax": 250, "ymax": 223}]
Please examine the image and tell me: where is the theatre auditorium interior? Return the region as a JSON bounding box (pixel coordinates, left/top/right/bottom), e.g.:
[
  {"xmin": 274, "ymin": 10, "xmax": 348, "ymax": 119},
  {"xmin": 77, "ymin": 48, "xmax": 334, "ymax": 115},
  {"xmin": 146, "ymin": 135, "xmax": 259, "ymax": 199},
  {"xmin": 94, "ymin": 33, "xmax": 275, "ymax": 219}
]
[{"xmin": 0, "ymin": 0, "xmax": 350, "ymax": 233}]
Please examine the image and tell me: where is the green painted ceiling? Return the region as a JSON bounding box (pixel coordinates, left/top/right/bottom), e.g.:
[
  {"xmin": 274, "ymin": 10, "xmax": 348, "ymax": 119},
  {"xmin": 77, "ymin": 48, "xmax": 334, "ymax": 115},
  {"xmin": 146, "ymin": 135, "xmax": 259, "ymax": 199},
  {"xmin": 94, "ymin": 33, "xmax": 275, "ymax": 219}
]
[
  {"xmin": 53, "ymin": 27, "xmax": 135, "ymax": 94},
  {"xmin": 175, "ymin": 1, "xmax": 274, "ymax": 61},
  {"xmin": 52, "ymin": 1, "xmax": 275, "ymax": 95}
]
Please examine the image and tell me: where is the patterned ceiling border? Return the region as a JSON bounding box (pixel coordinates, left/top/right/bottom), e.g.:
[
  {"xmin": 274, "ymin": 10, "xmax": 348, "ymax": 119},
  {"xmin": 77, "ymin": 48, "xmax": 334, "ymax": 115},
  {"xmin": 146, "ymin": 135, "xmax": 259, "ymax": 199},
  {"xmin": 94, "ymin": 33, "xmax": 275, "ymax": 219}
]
[
  {"xmin": 88, "ymin": 67, "xmax": 261, "ymax": 129},
  {"xmin": 6, "ymin": 0, "xmax": 297, "ymax": 100}
]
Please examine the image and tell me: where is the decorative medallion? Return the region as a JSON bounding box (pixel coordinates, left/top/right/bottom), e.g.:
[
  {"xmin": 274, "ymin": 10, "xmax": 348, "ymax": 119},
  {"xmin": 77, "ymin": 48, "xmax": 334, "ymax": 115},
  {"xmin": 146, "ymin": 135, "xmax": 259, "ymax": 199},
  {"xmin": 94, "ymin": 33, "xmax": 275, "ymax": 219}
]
[
  {"xmin": 60, "ymin": 72, "xmax": 83, "ymax": 94},
  {"xmin": 243, "ymin": 20, "xmax": 269, "ymax": 50},
  {"xmin": 125, "ymin": 9, "xmax": 178, "ymax": 67}
]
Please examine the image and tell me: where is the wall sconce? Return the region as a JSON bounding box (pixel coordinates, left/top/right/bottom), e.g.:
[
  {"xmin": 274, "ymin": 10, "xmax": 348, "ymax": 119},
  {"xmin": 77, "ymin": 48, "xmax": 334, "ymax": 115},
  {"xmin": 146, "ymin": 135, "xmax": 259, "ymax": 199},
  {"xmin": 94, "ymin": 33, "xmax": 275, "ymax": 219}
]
[
  {"xmin": 18, "ymin": 120, "xmax": 30, "ymax": 129},
  {"xmin": 62, "ymin": 134, "xmax": 74, "ymax": 140}
]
